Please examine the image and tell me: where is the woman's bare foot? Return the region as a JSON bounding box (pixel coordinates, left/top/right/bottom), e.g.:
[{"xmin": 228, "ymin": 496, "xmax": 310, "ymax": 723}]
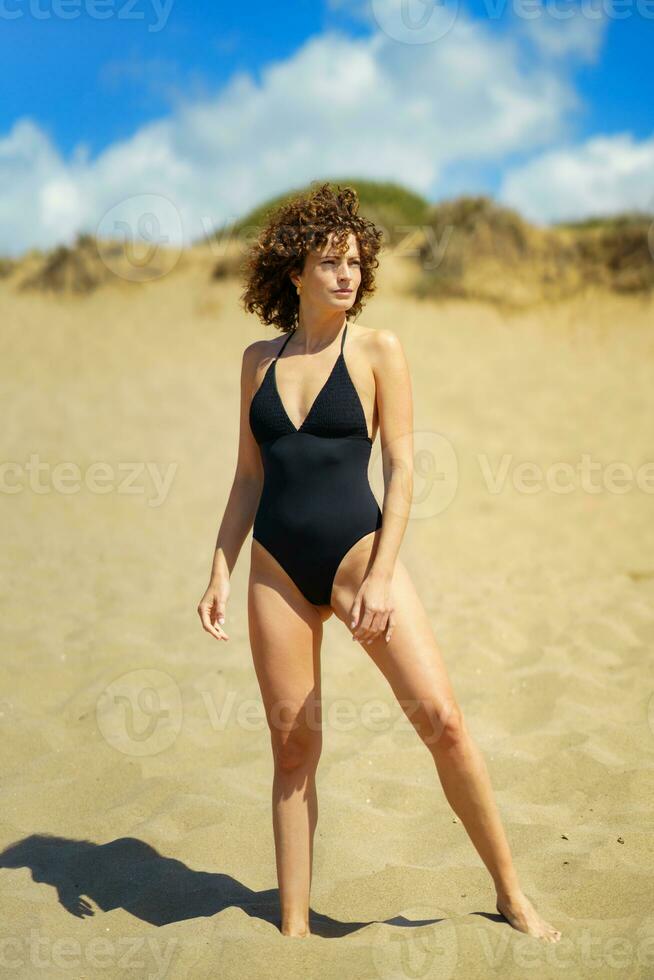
[{"xmin": 496, "ymin": 889, "xmax": 562, "ymax": 942}]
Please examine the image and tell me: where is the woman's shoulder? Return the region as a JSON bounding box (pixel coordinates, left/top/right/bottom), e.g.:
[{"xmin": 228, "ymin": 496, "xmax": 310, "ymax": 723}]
[
  {"xmin": 243, "ymin": 332, "xmax": 288, "ymax": 364},
  {"xmin": 351, "ymin": 322, "xmax": 403, "ymax": 358}
]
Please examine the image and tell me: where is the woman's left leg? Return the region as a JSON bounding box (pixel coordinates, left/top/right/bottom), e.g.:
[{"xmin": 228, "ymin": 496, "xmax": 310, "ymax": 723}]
[{"xmin": 330, "ymin": 548, "xmax": 562, "ymax": 943}]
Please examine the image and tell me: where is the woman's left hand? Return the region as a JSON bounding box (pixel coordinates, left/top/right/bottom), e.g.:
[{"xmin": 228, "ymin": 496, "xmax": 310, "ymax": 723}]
[{"xmin": 350, "ymin": 571, "xmax": 395, "ymax": 645}]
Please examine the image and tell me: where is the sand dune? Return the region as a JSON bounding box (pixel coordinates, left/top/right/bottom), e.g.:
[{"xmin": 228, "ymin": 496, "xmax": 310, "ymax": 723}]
[{"xmin": 1, "ymin": 246, "xmax": 653, "ymax": 978}]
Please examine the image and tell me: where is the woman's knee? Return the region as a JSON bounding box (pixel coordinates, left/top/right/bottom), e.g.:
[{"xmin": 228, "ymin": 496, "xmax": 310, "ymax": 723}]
[
  {"xmin": 415, "ymin": 696, "xmax": 467, "ymax": 752},
  {"xmin": 271, "ymin": 726, "xmax": 323, "ymax": 772}
]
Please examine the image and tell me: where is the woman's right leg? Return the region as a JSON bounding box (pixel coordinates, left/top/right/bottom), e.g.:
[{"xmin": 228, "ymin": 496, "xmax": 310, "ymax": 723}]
[{"xmin": 248, "ymin": 539, "xmax": 331, "ymax": 937}]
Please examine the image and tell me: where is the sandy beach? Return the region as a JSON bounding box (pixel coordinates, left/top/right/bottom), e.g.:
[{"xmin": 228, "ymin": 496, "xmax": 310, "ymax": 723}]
[{"xmin": 1, "ymin": 246, "xmax": 653, "ymax": 979}]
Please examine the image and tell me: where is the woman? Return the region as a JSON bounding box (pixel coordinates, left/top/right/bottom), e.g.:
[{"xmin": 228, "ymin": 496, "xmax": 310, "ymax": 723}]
[{"xmin": 197, "ymin": 183, "xmax": 562, "ymax": 943}]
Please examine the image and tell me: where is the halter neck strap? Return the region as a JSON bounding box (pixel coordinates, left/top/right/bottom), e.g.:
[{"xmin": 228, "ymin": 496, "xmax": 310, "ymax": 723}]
[
  {"xmin": 276, "ymin": 322, "xmax": 348, "ymax": 359},
  {"xmin": 276, "ymin": 329, "xmax": 295, "ymax": 359}
]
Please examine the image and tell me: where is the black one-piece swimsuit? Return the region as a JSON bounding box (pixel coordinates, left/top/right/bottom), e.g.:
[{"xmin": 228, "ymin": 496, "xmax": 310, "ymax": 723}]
[{"xmin": 249, "ymin": 322, "xmax": 383, "ymax": 606}]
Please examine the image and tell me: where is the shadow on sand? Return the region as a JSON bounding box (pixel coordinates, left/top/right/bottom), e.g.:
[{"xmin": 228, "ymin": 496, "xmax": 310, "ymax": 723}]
[{"xmin": 0, "ymin": 834, "xmax": 503, "ymax": 937}]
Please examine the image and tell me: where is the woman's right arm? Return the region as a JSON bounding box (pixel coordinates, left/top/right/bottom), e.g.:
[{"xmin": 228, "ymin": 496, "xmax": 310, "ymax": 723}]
[{"xmin": 197, "ymin": 342, "xmax": 265, "ymax": 641}]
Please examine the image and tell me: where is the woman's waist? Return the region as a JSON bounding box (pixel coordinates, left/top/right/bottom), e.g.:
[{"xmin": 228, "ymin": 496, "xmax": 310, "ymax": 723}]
[
  {"xmin": 255, "ymin": 473, "xmax": 380, "ymax": 528},
  {"xmin": 258, "ymin": 469, "xmax": 377, "ymax": 505}
]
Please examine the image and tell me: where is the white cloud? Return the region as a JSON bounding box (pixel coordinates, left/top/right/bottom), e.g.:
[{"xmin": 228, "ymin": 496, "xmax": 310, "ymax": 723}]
[
  {"xmin": 0, "ymin": 120, "xmax": 71, "ymax": 253},
  {"xmin": 516, "ymin": 5, "xmax": 606, "ymax": 63},
  {"xmin": 0, "ymin": 12, "xmax": 612, "ymax": 256},
  {"xmin": 500, "ymin": 132, "xmax": 654, "ymax": 223}
]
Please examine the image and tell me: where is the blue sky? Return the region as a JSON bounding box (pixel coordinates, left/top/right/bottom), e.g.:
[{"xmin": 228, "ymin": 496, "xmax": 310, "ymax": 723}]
[{"xmin": 1, "ymin": 0, "xmax": 653, "ymax": 255}]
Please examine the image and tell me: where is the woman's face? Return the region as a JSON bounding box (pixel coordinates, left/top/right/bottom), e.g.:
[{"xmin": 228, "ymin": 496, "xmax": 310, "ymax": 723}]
[{"xmin": 293, "ymin": 231, "xmax": 361, "ymax": 312}]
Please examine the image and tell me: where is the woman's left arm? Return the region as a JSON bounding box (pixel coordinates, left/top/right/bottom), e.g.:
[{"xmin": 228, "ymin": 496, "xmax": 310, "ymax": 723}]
[{"xmin": 350, "ymin": 329, "xmax": 414, "ymax": 643}]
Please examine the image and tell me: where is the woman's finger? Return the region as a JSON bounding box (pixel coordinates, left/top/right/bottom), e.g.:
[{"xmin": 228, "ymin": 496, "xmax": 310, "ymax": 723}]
[
  {"xmin": 354, "ymin": 607, "xmax": 379, "ymax": 643},
  {"xmin": 198, "ymin": 603, "xmax": 229, "ymax": 640},
  {"xmin": 350, "ymin": 593, "xmax": 363, "ymax": 631},
  {"xmin": 352, "ymin": 606, "xmax": 373, "ymax": 639}
]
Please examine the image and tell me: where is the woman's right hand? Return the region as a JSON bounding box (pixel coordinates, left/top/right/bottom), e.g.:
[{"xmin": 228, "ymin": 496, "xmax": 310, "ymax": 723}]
[{"xmin": 197, "ymin": 578, "xmax": 230, "ymax": 641}]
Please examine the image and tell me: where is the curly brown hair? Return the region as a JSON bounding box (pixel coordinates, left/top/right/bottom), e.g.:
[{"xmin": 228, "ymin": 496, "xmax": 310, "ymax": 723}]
[{"xmin": 240, "ymin": 181, "xmax": 384, "ymax": 334}]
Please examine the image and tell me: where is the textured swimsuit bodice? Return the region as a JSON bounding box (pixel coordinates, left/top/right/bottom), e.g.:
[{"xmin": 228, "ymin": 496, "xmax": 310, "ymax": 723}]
[
  {"xmin": 249, "ymin": 323, "xmax": 383, "ymax": 606},
  {"xmin": 249, "ymin": 324, "xmax": 371, "ymax": 444}
]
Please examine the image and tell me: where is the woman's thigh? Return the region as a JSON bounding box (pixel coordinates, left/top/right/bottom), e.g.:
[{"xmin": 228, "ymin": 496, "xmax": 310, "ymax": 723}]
[
  {"xmin": 248, "ymin": 539, "xmax": 328, "ymax": 751},
  {"xmin": 331, "ymin": 550, "xmax": 459, "ymax": 746}
]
